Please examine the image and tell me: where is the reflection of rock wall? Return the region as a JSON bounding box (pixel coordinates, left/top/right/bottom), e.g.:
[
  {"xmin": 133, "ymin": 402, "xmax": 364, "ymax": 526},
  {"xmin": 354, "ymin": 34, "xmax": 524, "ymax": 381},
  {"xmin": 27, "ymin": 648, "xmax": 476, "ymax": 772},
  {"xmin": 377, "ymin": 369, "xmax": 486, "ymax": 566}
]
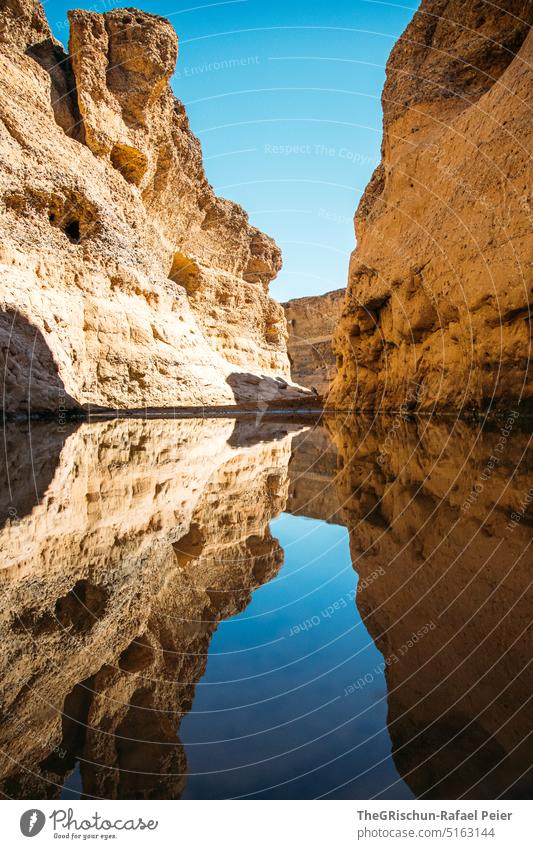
[
  {"xmin": 328, "ymin": 415, "xmax": 533, "ymax": 798},
  {"xmin": 0, "ymin": 1, "xmax": 308, "ymax": 414},
  {"xmin": 0, "ymin": 422, "xmax": 78, "ymax": 527},
  {"xmin": 287, "ymin": 427, "xmax": 344, "ymax": 525},
  {"xmin": 282, "ymin": 290, "xmax": 345, "ymax": 396},
  {"xmin": 0, "ymin": 418, "xmax": 302, "ymax": 798},
  {"xmin": 329, "ymin": 0, "xmax": 533, "ymax": 411}
]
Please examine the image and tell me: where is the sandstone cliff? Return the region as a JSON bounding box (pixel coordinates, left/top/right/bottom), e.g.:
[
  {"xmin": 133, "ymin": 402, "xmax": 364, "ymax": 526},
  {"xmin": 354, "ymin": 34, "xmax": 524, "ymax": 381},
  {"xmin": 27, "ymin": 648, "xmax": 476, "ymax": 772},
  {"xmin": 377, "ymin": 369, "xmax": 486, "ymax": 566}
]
[
  {"xmin": 282, "ymin": 289, "xmax": 345, "ymax": 396},
  {"xmin": 0, "ymin": 417, "xmax": 303, "ymax": 797},
  {"xmin": 0, "ymin": 1, "xmax": 309, "ymax": 414},
  {"xmin": 329, "ymin": 0, "xmax": 533, "ymax": 412}
]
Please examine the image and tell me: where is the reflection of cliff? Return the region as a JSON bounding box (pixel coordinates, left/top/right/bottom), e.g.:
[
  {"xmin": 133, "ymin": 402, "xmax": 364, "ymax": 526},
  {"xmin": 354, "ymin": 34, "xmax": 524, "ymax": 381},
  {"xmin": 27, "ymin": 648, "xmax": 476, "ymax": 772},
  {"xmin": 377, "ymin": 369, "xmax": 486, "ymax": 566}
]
[
  {"xmin": 0, "ymin": 418, "xmax": 302, "ymax": 798},
  {"xmin": 287, "ymin": 427, "xmax": 344, "ymax": 525},
  {"xmin": 328, "ymin": 415, "xmax": 533, "ymax": 798}
]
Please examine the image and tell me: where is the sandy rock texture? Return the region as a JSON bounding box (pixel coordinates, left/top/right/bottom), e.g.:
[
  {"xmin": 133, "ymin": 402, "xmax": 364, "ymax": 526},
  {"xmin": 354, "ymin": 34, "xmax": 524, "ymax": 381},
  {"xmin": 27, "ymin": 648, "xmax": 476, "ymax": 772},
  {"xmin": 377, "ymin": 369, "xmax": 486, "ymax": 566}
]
[
  {"xmin": 0, "ymin": 417, "xmax": 303, "ymax": 797},
  {"xmin": 282, "ymin": 289, "xmax": 344, "ymax": 396},
  {"xmin": 329, "ymin": 0, "xmax": 533, "ymax": 412},
  {"xmin": 327, "ymin": 414, "xmax": 532, "ymax": 797},
  {"xmin": 0, "ymin": 0, "xmax": 309, "ymax": 414}
]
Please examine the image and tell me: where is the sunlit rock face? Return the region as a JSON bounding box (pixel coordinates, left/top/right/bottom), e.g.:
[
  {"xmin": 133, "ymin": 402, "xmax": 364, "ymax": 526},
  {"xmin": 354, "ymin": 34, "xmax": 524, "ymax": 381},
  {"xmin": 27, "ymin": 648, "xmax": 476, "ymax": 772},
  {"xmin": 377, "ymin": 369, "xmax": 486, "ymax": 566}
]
[
  {"xmin": 328, "ymin": 414, "xmax": 533, "ymax": 798},
  {"xmin": 0, "ymin": 418, "xmax": 303, "ymax": 798},
  {"xmin": 329, "ymin": 0, "xmax": 533, "ymax": 412},
  {"xmin": 0, "ymin": 1, "xmax": 310, "ymax": 414},
  {"xmin": 282, "ymin": 290, "xmax": 345, "ymax": 397}
]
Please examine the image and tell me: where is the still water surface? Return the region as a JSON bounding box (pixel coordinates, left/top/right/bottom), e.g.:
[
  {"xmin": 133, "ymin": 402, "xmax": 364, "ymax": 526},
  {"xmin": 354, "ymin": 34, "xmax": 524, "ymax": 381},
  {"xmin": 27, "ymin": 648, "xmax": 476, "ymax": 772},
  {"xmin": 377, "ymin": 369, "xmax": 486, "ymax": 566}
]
[
  {"xmin": 180, "ymin": 513, "xmax": 411, "ymax": 799},
  {"xmin": 0, "ymin": 415, "xmax": 530, "ymax": 799}
]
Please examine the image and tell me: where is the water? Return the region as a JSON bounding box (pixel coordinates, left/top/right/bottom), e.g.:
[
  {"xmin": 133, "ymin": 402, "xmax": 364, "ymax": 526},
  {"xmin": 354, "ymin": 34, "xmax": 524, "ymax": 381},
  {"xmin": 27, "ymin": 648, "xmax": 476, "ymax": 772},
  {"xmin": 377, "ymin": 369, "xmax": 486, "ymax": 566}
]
[
  {"xmin": 0, "ymin": 415, "xmax": 531, "ymax": 799},
  {"xmin": 180, "ymin": 513, "xmax": 411, "ymax": 799}
]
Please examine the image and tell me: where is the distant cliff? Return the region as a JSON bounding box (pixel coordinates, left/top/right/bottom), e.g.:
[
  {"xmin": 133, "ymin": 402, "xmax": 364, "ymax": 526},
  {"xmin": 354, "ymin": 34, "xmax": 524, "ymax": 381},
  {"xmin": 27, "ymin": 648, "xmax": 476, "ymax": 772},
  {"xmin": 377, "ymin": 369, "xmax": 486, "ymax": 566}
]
[
  {"xmin": 282, "ymin": 289, "xmax": 345, "ymax": 396},
  {"xmin": 0, "ymin": 1, "xmax": 309, "ymax": 414},
  {"xmin": 329, "ymin": 0, "xmax": 533, "ymax": 412}
]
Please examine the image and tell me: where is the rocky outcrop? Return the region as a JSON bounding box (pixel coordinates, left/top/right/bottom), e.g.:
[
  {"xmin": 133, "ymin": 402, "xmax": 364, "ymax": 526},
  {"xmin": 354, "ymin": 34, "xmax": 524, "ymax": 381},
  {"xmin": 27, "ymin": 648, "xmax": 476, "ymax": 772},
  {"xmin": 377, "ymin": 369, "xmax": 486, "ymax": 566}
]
[
  {"xmin": 0, "ymin": 1, "xmax": 309, "ymax": 415},
  {"xmin": 329, "ymin": 1, "xmax": 533, "ymax": 412},
  {"xmin": 328, "ymin": 414, "xmax": 533, "ymax": 798},
  {"xmin": 0, "ymin": 417, "xmax": 303, "ymax": 797},
  {"xmin": 283, "ymin": 290, "xmax": 344, "ymax": 396}
]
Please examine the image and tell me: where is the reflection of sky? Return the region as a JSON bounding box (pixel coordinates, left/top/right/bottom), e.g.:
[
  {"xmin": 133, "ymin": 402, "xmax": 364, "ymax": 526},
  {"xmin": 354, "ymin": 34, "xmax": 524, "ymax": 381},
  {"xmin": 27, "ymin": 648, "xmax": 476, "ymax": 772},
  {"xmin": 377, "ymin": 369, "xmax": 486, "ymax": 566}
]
[
  {"xmin": 43, "ymin": 0, "xmax": 415, "ymax": 300},
  {"xmin": 180, "ymin": 512, "xmax": 413, "ymax": 799}
]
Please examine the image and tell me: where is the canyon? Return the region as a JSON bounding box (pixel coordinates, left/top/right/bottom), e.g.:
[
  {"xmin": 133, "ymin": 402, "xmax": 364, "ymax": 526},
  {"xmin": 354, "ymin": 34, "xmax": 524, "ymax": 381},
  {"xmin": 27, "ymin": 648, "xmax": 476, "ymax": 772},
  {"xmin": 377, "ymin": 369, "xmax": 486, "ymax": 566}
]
[
  {"xmin": 329, "ymin": 0, "xmax": 533, "ymax": 413},
  {"xmin": 0, "ymin": 0, "xmax": 531, "ymax": 805},
  {"xmin": 0, "ymin": 0, "xmax": 309, "ymax": 415},
  {"xmin": 1, "ymin": 0, "xmax": 530, "ymax": 414}
]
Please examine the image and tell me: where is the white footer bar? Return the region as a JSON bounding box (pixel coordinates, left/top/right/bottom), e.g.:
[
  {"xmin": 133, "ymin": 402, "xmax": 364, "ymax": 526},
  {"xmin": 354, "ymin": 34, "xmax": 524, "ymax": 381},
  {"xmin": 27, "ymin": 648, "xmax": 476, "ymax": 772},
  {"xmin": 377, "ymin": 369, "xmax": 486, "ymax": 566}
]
[{"xmin": 4, "ymin": 800, "xmax": 529, "ymax": 848}]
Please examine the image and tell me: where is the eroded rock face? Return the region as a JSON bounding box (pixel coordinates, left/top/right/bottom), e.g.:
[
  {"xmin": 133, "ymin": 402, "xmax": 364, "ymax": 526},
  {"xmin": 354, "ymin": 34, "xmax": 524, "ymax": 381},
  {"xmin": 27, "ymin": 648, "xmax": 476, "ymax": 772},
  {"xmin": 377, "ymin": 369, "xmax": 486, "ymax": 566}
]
[
  {"xmin": 328, "ymin": 414, "xmax": 533, "ymax": 798},
  {"xmin": 0, "ymin": 417, "xmax": 303, "ymax": 798},
  {"xmin": 0, "ymin": 1, "xmax": 309, "ymax": 414},
  {"xmin": 329, "ymin": 1, "xmax": 533, "ymax": 412},
  {"xmin": 283, "ymin": 290, "xmax": 345, "ymax": 396}
]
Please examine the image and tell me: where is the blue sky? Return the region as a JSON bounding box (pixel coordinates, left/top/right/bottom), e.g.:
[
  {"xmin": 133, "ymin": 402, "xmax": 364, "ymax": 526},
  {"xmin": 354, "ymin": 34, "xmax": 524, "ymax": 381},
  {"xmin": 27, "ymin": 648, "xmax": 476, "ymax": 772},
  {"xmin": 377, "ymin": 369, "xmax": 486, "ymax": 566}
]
[{"xmin": 43, "ymin": 0, "xmax": 416, "ymax": 300}]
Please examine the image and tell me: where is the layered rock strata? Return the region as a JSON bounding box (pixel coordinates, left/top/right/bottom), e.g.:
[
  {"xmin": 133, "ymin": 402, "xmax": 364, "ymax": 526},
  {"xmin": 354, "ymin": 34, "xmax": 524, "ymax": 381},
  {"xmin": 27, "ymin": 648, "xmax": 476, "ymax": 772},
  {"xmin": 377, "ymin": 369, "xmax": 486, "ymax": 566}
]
[
  {"xmin": 282, "ymin": 289, "xmax": 344, "ymax": 396},
  {"xmin": 0, "ymin": 417, "xmax": 303, "ymax": 798},
  {"xmin": 0, "ymin": 1, "xmax": 309, "ymax": 414},
  {"xmin": 329, "ymin": 0, "xmax": 533, "ymax": 412}
]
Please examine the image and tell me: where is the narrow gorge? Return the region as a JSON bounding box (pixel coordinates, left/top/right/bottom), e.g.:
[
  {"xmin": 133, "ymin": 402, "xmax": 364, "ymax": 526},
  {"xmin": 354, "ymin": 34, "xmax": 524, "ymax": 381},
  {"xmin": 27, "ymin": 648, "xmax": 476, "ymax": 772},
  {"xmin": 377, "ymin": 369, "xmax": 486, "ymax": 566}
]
[
  {"xmin": 0, "ymin": 0, "xmax": 531, "ymax": 810},
  {"xmin": 0, "ymin": 418, "xmax": 300, "ymax": 797}
]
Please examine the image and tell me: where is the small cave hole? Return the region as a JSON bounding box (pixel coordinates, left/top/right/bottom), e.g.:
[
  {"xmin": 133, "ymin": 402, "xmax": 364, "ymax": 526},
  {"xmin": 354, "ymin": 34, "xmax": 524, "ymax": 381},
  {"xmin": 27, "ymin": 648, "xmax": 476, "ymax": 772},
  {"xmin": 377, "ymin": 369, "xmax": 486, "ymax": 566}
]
[
  {"xmin": 172, "ymin": 523, "xmax": 205, "ymax": 566},
  {"xmin": 119, "ymin": 635, "xmax": 155, "ymax": 673},
  {"xmin": 49, "ymin": 209, "xmax": 82, "ymax": 243},
  {"xmin": 64, "ymin": 219, "xmax": 81, "ymax": 243}
]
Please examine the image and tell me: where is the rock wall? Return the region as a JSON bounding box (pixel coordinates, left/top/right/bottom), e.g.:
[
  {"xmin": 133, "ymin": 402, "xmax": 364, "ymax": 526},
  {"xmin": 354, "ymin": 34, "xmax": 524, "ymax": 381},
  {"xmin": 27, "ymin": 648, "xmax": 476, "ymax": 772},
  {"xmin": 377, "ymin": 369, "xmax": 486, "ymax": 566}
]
[
  {"xmin": 282, "ymin": 289, "xmax": 344, "ymax": 396},
  {"xmin": 329, "ymin": 0, "xmax": 533, "ymax": 412},
  {"xmin": 0, "ymin": 417, "xmax": 303, "ymax": 797},
  {"xmin": 0, "ymin": 1, "xmax": 309, "ymax": 414}
]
